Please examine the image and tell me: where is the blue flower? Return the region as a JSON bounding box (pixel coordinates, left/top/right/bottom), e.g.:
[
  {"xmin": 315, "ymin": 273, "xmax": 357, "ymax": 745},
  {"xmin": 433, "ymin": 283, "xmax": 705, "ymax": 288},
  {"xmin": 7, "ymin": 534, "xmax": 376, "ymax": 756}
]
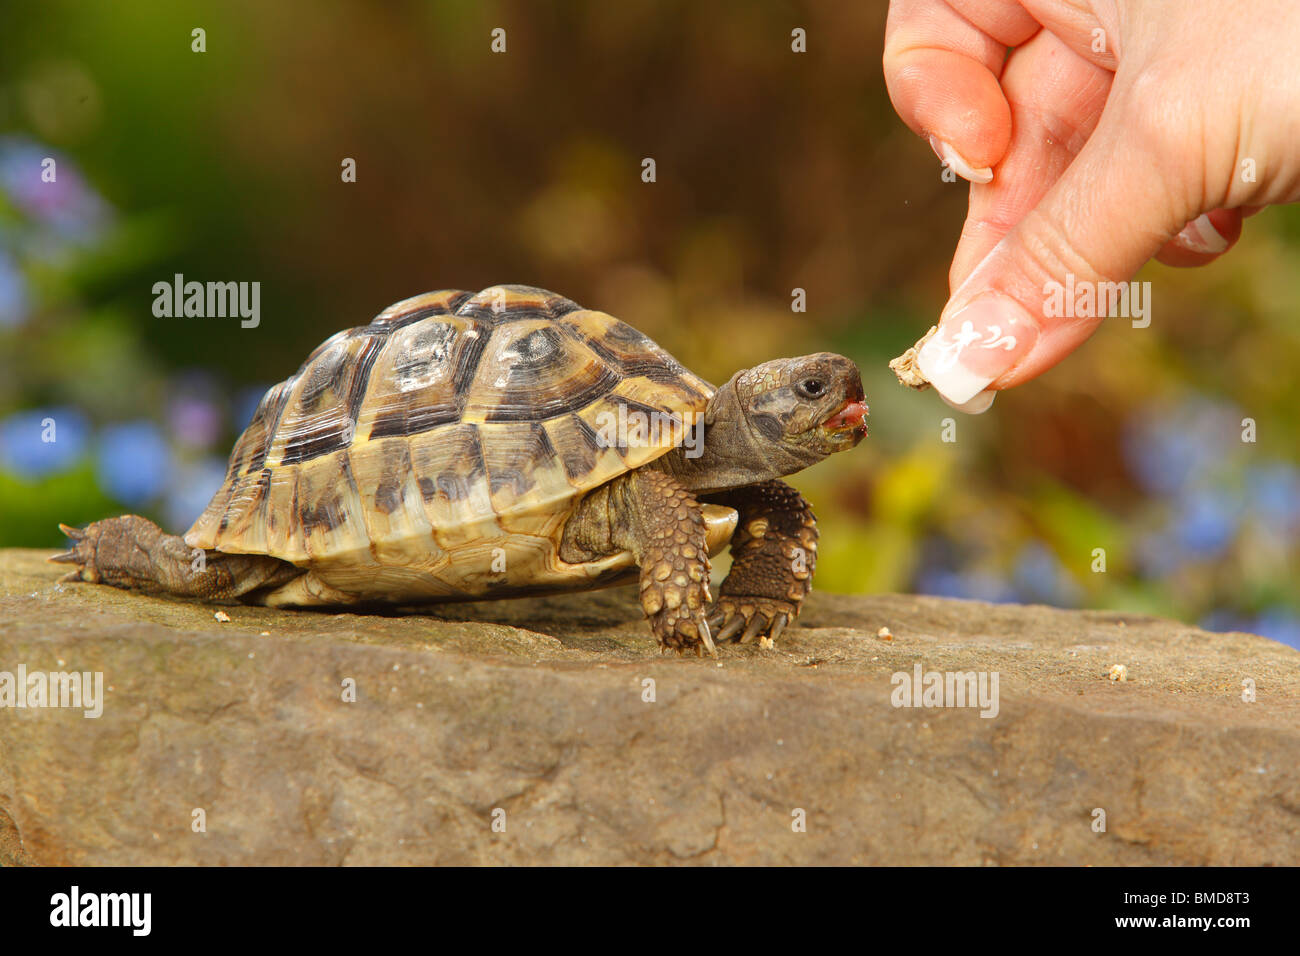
[
  {"xmin": 958, "ymin": 570, "xmax": 1020, "ymax": 604},
  {"xmin": 95, "ymin": 421, "xmax": 172, "ymax": 506},
  {"xmin": 914, "ymin": 567, "xmax": 967, "ymax": 599},
  {"xmin": 1012, "ymin": 541, "xmax": 1068, "ymax": 605},
  {"xmin": 1172, "ymin": 488, "xmax": 1240, "ymax": 558},
  {"xmin": 1199, "ymin": 609, "xmax": 1247, "ymax": 634},
  {"xmin": 1135, "ymin": 529, "xmax": 1186, "ymax": 578},
  {"xmin": 164, "ymin": 458, "xmax": 228, "ymax": 530},
  {"xmin": 1122, "ymin": 398, "xmax": 1238, "ymax": 496},
  {"xmin": 1245, "ymin": 464, "xmax": 1300, "ymax": 532},
  {"xmin": 915, "ymin": 565, "xmax": 1018, "ymax": 603},
  {"xmin": 233, "ymin": 384, "xmax": 272, "ymax": 433},
  {"xmin": 1251, "ymin": 608, "xmax": 1300, "ymax": 651},
  {"xmin": 0, "ymin": 407, "xmax": 89, "ymax": 478},
  {"xmin": 0, "ymin": 251, "xmax": 30, "ymax": 328}
]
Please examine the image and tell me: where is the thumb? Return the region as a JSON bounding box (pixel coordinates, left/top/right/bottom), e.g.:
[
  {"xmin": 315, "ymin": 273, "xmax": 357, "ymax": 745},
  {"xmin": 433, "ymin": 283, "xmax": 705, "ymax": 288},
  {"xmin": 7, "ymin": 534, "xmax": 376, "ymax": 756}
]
[{"xmin": 913, "ymin": 98, "xmax": 1189, "ymax": 412}]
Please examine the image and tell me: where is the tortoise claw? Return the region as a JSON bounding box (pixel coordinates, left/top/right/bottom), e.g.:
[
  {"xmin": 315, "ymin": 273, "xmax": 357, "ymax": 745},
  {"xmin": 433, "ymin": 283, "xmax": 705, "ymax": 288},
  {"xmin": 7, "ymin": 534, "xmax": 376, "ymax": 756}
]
[
  {"xmin": 708, "ymin": 596, "xmax": 799, "ymax": 647},
  {"xmin": 715, "ymin": 615, "xmax": 746, "ymax": 644},
  {"xmin": 697, "ymin": 614, "xmax": 717, "ymax": 658},
  {"xmin": 739, "ymin": 614, "xmax": 765, "ymax": 644},
  {"xmin": 50, "ymin": 523, "xmax": 89, "ymax": 566},
  {"xmin": 49, "ymin": 523, "xmax": 93, "ymax": 579}
]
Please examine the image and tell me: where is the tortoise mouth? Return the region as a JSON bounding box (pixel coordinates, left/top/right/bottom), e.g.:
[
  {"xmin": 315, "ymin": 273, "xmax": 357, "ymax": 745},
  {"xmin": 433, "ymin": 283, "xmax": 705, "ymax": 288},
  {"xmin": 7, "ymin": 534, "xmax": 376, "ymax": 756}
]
[{"xmin": 819, "ymin": 396, "xmax": 869, "ymax": 443}]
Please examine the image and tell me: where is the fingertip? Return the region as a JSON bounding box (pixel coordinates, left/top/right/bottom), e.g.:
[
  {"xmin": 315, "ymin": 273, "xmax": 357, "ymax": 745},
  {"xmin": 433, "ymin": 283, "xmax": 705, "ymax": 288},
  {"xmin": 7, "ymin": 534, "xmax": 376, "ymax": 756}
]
[{"xmin": 885, "ymin": 49, "xmax": 1011, "ymax": 171}]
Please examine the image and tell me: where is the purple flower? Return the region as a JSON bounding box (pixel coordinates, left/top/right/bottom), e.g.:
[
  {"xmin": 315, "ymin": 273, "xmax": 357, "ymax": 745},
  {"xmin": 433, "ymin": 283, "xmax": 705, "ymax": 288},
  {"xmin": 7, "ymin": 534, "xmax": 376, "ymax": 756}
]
[
  {"xmin": 0, "ymin": 135, "xmax": 111, "ymax": 243},
  {"xmin": 168, "ymin": 396, "xmax": 224, "ymax": 450}
]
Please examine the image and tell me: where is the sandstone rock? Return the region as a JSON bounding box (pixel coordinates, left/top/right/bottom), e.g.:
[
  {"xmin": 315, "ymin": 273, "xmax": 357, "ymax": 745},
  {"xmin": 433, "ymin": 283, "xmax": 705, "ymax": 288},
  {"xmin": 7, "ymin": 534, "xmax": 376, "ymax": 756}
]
[{"xmin": 0, "ymin": 547, "xmax": 1296, "ymax": 865}]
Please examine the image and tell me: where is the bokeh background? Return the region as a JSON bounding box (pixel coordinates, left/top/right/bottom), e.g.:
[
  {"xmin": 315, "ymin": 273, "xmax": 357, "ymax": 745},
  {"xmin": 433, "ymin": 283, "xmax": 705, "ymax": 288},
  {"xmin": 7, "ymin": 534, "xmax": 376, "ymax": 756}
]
[{"xmin": 2, "ymin": 1, "xmax": 1297, "ymax": 647}]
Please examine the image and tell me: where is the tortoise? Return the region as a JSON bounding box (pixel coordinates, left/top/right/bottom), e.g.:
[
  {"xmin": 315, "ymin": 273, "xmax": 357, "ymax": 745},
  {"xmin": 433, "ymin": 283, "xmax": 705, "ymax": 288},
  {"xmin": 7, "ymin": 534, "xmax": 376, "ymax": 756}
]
[{"xmin": 53, "ymin": 285, "xmax": 868, "ymax": 655}]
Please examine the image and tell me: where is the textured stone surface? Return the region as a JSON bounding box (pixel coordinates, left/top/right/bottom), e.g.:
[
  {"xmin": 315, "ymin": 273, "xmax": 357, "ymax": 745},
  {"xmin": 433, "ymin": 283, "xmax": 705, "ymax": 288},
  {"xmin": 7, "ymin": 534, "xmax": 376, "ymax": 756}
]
[{"xmin": 0, "ymin": 547, "xmax": 1297, "ymax": 865}]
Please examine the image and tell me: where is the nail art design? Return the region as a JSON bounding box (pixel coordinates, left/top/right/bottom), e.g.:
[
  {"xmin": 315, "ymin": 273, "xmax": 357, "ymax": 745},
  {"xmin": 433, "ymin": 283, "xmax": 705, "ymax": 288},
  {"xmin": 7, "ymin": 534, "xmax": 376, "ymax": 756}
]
[
  {"xmin": 915, "ymin": 297, "xmax": 1038, "ymax": 406},
  {"xmin": 924, "ymin": 321, "xmax": 1020, "ymax": 374}
]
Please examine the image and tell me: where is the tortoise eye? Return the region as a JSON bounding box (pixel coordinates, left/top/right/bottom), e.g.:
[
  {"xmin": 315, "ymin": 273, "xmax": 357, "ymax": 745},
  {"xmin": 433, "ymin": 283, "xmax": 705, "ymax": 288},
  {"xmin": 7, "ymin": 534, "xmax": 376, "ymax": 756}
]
[{"xmin": 797, "ymin": 379, "xmax": 825, "ymax": 398}]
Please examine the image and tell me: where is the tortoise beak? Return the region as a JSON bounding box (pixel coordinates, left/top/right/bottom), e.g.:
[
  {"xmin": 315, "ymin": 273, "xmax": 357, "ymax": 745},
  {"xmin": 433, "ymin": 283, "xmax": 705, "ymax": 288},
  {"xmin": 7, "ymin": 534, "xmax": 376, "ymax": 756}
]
[{"xmin": 819, "ymin": 397, "xmax": 869, "ymax": 444}]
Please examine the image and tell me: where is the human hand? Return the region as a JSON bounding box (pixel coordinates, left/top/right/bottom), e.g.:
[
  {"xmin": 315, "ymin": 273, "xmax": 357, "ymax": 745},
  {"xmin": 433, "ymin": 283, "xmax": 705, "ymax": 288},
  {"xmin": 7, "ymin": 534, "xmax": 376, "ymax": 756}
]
[{"xmin": 883, "ymin": 0, "xmax": 1300, "ymax": 411}]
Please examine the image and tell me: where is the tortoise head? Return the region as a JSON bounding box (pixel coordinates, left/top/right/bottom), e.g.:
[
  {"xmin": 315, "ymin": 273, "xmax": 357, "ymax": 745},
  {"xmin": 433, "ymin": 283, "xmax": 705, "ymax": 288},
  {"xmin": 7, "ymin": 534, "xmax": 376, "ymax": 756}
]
[
  {"xmin": 681, "ymin": 353, "xmax": 867, "ymax": 494},
  {"xmin": 732, "ymin": 353, "xmax": 869, "ymax": 462}
]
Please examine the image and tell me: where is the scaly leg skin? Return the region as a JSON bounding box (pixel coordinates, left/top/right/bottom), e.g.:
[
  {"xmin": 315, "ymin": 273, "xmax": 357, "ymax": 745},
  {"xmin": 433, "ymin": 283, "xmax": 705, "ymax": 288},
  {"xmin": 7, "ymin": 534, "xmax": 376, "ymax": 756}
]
[
  {"xmin": 51, "ymin": 514, "xmax": 301, "ymax": 601},
  {"xmin": 625, "ymin": 470, "xmax": 717, "ymax": 656},
  {"xmin": 561, "ymin": 470, "xmax": 717, "ymax": 656},
  {"xmin": 704, "ymin": 480, "xmax": 817, "ymax": 648}
]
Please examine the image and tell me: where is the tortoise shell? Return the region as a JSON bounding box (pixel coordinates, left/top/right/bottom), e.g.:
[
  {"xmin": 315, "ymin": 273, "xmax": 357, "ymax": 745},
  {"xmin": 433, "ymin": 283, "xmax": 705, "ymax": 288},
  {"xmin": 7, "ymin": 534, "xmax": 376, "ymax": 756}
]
[{"xmin": 184, "ymin": 285, "xmax": 714, "ymax": 601}]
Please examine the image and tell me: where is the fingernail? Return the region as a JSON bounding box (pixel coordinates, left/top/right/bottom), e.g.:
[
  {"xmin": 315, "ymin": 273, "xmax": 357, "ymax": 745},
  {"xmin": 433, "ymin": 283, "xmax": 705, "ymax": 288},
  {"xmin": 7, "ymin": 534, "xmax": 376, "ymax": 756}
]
[
  {"xmin": 1174, "ymin": 214, "xmax": 1228, "ymax": 254},
  {"xmin": 916, "ymin": 295, "xmax": 1039, "ymax": 405},
  {"xmin": 929, "ymin": 135, "xmax": 993, "ymax": 184},
  {"xmin": 941, "ymin": 389, "xmax": 996, "ymax": 414}
]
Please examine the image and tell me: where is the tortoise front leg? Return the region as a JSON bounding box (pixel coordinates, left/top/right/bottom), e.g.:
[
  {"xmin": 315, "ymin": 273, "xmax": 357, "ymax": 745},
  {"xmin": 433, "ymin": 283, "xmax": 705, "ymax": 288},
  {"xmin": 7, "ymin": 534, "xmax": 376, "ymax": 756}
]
[
  {"xmin": 562, "ymin": 470, "xmax": 717, "ymax": 656},
  {"xmin": 625, "ymin": 470, "xmax": 718, "ymax": 656},
  {"xmin": 703, "ymin": 479, "xmax": 817, "ymax": 647}
]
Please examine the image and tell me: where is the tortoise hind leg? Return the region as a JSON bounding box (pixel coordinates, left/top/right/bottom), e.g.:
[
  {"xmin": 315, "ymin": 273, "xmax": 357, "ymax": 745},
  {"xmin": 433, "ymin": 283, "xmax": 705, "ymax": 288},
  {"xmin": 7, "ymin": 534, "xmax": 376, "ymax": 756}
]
[{"xmin": 52, "ymin": 515, "xmax": 301, "ymax": 601}]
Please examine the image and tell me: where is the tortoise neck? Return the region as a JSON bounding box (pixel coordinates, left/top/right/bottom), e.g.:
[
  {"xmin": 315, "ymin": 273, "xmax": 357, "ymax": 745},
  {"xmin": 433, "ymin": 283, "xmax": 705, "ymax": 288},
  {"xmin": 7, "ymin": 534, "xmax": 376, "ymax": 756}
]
[{"xmin": 653, "ymin": 376, "xmax": 804, "ymax": 495}]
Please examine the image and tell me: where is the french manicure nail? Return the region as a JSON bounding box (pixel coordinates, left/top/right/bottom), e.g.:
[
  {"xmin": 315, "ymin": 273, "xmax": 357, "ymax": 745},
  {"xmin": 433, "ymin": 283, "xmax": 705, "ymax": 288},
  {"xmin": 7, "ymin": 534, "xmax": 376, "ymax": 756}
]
[
  {"xmin": 1174, "ymin": 214, "xmax": 1228, "ymax": 254},
  {"xmin": 928, "ymin": 135, "xmax": 993, "ymax": 184},
  {"xmin": 916, "ymin": 295, "xmax": 1039, "ymax": 405},
  {"xmin": 941, "ymin": 389, "xmax": 996, "ymax": 414}
]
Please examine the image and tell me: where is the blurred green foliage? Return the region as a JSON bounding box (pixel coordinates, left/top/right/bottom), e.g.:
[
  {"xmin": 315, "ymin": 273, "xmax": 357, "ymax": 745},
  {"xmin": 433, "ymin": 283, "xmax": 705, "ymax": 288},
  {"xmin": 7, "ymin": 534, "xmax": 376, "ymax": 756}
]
[{"xmin": 1, "ymin": 1, "xmax": 1297, "ymax": 644}]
